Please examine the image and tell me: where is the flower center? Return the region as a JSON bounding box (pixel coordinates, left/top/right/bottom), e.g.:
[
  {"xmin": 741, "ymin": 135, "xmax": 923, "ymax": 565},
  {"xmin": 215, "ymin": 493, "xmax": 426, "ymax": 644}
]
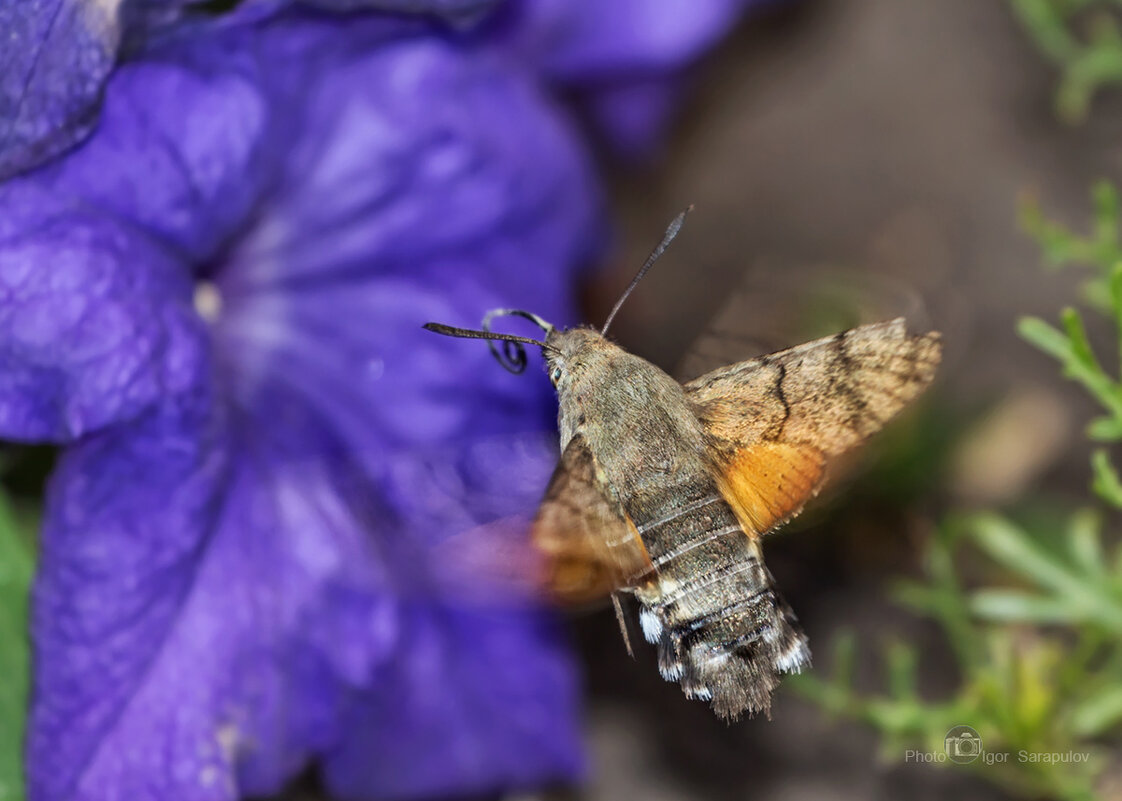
[{"xmin": 194, "ymin": 281, "xmax": 223, "ymax": 322}]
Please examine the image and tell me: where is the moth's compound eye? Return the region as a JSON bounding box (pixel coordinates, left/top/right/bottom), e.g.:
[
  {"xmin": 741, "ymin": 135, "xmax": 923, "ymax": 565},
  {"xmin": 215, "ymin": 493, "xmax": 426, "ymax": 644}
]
[{"xmin": 550, "ymin": 367, "xmax": 562, "ymax": 386}]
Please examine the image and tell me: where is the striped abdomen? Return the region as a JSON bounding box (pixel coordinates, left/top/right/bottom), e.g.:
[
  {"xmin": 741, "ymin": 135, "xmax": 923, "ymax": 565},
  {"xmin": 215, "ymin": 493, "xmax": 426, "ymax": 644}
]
[{"xmin": 626, "ymin": 480, "xmax": 811, "ymax": 719}]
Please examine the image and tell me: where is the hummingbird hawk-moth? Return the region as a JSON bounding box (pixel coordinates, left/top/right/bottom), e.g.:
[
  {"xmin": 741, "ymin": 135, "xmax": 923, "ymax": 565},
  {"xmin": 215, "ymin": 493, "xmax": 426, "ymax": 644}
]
[{"xmin": 424, "ymin": 211, "xmax": 942, "ymax": 720}]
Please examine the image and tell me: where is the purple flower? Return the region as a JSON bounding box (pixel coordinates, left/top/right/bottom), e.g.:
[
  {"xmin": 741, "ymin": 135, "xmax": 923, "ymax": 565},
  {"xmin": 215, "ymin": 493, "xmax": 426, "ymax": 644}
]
[
  {"xmin": 5, "ymin": 13, "xmax": 597, "ymax": 799},
  {"xmin": 1, "ymin": 0, "xmax": 759, "ymax": 179},
  {"xmin": 1, "ymin": 3, "xmax": 756, "ymax": 799}
]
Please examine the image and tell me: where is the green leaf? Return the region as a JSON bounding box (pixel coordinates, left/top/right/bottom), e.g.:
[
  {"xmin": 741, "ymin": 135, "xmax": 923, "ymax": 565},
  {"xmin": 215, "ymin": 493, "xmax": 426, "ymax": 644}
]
[
  {"xmin": 1093, "ymin": 180, "xmax": 1120, "ymax": 244},
  {"xmin": 1008, "ymin": 0, "xmax": 1079, "ymax": 63},
  {"xmin": 969, "ymin": 514, "xmax": 1074, "ymax": 591},
  {"xmin": 1082, "ymin": 274, "xmax": 1114, "ymax": 313},
  {"xmin": 885, "ymin": 640, "xmax": 918, "ymax": 701},
  {"xmin": 1111, "ymin": 262, "xmax": 1122, "ymax": 368},
  {"xmin": 1067, "ymin": 508, "xmax": 1105, "ymax": 576},
  {"xmin": 1019, "ymin": 198, "xmax": 1085, "ymax": 267},
  {"xmin": 1086, "ymin": 415, "xmax": 1122, "ymax": 440},
  {"xmin": 1064, "ymin": 34, "xmax": 1122, "ymax": 123},
  {"xmin": 1018, "ymin": 316, "xmax": 1073, "ymax": 361},
  {"xmin": 1060, "ymin": 306, "xmax": 1100, "ymax": 369},
  {"xmin": 831, "ymin": 632, "xmax": 857, "ymax": 693},
  {"xmin": 1071, "ymin": 684, "xmax": 1122, "ymax": 736},
  {"xmin": 970, "ymin": 590, "xmax": 1076, "ymax": 623},
  {"xmin": 968, "ymin": 512, "xmax": 1122, "ymax": 634},
  {"xmin": 0, "ymin": 493, "xmax": 33, "ymax": 801},
  {"xmin": 1091, "ymin": 448, "xmax": 1122, "ymax": 508},
  {"xmin": 1022, "ymin": 311, "xmax": 1122, "ymax": 420}
]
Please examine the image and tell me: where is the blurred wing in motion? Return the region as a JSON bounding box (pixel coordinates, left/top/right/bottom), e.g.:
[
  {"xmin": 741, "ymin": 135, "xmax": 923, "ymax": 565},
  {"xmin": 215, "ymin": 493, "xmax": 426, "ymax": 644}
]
[
  {"xmin": 686, "ymin": 318, "xmax": 942, "ymax": 536},
  {"xmin": 531, "ymin": 434, "xmax": 654, "ymax": 605},
  {"xmin": 673, "ymin": 267, "xmax": 937, "ymax": 382}
]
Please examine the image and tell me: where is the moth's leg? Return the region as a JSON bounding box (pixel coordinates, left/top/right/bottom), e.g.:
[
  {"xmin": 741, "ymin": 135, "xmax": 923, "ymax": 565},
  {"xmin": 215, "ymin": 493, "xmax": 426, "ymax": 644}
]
[{"xmin": 611, "ymin": 592, "xmax": 634, "ymax": 658}]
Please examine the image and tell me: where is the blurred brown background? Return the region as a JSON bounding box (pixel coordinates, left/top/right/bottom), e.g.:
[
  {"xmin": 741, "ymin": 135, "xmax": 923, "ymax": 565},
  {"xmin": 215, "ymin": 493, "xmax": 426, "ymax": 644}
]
[{"xmin": 567, "ymin": 0, "xmax": 1119, "ymax": 798}]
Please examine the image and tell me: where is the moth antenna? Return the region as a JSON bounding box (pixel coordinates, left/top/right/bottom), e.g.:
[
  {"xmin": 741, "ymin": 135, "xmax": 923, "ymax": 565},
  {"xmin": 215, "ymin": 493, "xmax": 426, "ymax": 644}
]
[
  {"xmin": 423, "ymin": 317, "xmax": 555, "ymax": 375},
  {"xmin": 601, "ymin": 205, "xmax": 694, "ymax": 336}
]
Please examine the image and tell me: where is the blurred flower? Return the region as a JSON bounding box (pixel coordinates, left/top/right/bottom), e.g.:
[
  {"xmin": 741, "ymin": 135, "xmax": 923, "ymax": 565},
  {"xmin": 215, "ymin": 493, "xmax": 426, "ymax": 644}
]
[
  {"xmin": 4, "ymin": 13, "xmax": 595, "ymax": 799},
  {"xmin": 483, "ymin": 0, "xmax": 772, "ymax": 155},
  {"xmin": 0, "ymin": 2, "xmax": 758, "ymax": 800},
  {"xmin": 0, "ymin": 0, "xmax": 493, "ymax": 180},
  {"xmin": 1, "ymin": 0, "xmax": 761, "ymax": 179}
]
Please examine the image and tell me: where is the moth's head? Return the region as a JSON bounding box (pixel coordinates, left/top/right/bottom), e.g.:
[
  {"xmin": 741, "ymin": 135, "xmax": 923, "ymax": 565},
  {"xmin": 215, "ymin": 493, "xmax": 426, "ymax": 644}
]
[{"xmin": 542, "ymin": 327, "xmax": 606, "ymax": 391}]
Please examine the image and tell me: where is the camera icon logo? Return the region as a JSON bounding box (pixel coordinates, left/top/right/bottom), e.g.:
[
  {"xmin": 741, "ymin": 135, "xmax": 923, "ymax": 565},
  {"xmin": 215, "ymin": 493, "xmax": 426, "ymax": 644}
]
[{"xmin": 944, "ymin": 725, "xmax": 982, "ymax": 764}]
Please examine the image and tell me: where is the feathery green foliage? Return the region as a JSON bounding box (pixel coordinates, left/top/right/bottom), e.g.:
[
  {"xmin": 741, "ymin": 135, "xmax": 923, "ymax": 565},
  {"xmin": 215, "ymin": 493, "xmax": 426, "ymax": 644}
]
[
  {"xmin": 1021, "ymin": 181, "xmax": 1122, "ymax": 507},
  {"xmin": 792, "ymin": 510, "xmax": 1120, "ymax": 801}
]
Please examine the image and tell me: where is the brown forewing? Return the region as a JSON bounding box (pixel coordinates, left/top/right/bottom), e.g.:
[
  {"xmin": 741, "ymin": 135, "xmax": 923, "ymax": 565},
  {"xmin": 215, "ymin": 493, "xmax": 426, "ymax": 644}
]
[
  {"xmin": 530, "ymin": 434, "xmax": 654, "ymax": 605},
  {"xmin": 685, "ymin": 318, "xmax": 942, "ymax": 536}
]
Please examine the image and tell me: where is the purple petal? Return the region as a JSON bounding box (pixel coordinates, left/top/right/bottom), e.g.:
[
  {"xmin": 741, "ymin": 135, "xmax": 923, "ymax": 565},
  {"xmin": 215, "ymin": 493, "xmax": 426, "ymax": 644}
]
[
  {"xmin": 220, "ymin": 25, "xmax": 602, "ymax": 294},
  {"xmin": 0, "ymin": 203, "xmax": 206, "ymax": 442},
  {"xmin": 29, "ymin": 392, "xmax": 394, "ymax": 801},
  {"xmin": 493, "ymin": 0, "xmax": 750, "ymax": 79},
  {"xmin": 39, "ymin": 32, "xmax": 276, "ymax": 262},
  {"xmin": 485, "ymin": 0, "xmax": 759, "ymax": 153},
  {"xmin": 0, "ymin": 31, "xmax": 273, "ymax": 443},
  {"xmin": 29, "ymin": 390, "xmax": 230, "ymax": 801},
  {"xmin": 325, "ymin": 604, "xmax": 583, "ymax": 799},
  {"xmin": 582, "ymin": 76, "xmax": 686, "ymax": 161},
  {"xmin": 0, "ymin": 0, "xmax": 119, "ymax": 179}
]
